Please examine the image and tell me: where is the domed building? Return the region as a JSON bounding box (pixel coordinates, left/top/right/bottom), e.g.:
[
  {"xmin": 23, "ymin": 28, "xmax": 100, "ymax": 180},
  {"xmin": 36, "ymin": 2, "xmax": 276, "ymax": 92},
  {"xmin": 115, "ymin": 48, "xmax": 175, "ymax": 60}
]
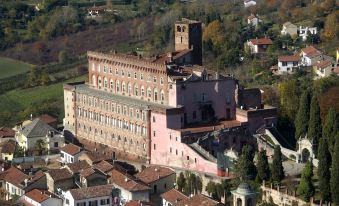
[{"xmin": 231, "ymin": 182, "xmax": 257, "ymax": 206}]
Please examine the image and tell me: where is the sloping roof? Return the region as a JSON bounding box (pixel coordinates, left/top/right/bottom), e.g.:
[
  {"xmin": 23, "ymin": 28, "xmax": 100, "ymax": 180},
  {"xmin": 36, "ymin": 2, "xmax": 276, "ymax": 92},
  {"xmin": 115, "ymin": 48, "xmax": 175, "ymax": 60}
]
[
  {"xmin": 69, "ymin": 184, "xmax": 114, "ymax": 200},
  {"xmin": 24, "ymin": 189, "xmax": 55, "ymax": 203},
  {"xmin": 124, "ymin": 200, "xmax": 155, "ymax": 206},
  {"xmin": 66, "ymin": 160, "xmax": 91, "ymax": 174},
  {"xmin": 94, "ymin": 160, "xmax": 114, "ymax": 174},
  {"xmin": 47, "ymin": 168, "xmax": 72, "ymax": 182},
  {"xmin": 151, "ymin": 49, "xmax": 192, "ymax": 64},
  {"xmin": 39, "ymin": 114, "xmax": 57, "ymax": 125},
  {"xmin": 174, "ymin": 194, "xmax": 221, "ymax": 206},
  {"xmin": 0, "ymin": 166, "xmax": 29, "ymax": 188},
  {"xmin": 109, "ymin": 169, "xmax": 150, "ymax": 192},
  {"xmin": 82, "ymin": 151, "xmax": 111, "ymax": 164},
  {"xmin": 301, "ymin": 46, "xmax": 322, "ymax": 58},
  {"xmin": 0, "ymin": 127, "xmax": 15, "ymax": 138},
  {"xmin": 135, "ymin": 166, "xmax": 175, "ymax": 184},
  {"xmin": 31, "ymin": 170, "xmax": 45, "ymax": 182},
  {"xmin": 161, "ymin": 189, "xmax": 188, "ymax": 204},
  {"xmin": 249, "ymin": 38, "xmax": 273, "ymax": 45},
  {"xmin": 278, "ymin": 55, "xmax": 300, "ymax": 62},
  {"xmin": 80, "ymin": 167, "xmax": 104, "ymax": 178},
  {"xmin": 61, "ymin": 143, "xmax": 82, "ymax": 156},
  {"xmin": 20, "ymin": 118, "xmax": 58, "ymax": 138},
  {"xmin": 0, "ymin": 140, "xmax": 16, "ymax": 154},
  {"xmin": 314, "ymin": 59, "xmax": 333, "ymax": 68},
  {"xmin": 283, "ymin": 21, "xmax": 297, "ymax": 28}
]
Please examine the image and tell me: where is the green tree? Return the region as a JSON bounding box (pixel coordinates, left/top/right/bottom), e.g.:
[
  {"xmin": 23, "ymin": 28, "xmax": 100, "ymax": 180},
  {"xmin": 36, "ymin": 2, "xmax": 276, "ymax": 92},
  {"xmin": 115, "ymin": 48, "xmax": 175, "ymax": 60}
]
[
  {"xmin": 256, "ymin": 150, "xmax": 270, "ymax": 182},
  {"xmin": 34, "ymin": 139, "xmax": 46, "ymax": 155},
  {"xmin": 40, "ymin": 71, "xmax": 50, "ymax": 86},
  {"xmin": 308, "ymin": 95, "xmax": 322, "ymax": 154},
  {"xmin": 331, "ymin": 134, "xmax": 339, "ymax": 205},
  {"xmin": 297, "ymin": 161, "xmax": 315, "ymax": 202},
  {"xmin": 278, "ymin": 80, "xmax": 299, "ymax": 121},
  {"xmin": 271, "ymin": 146, "xmax": 284, "ymax": 183},
  {"xmin": 206, "ymin": 181, "xmax": 217, "ymax": 199},
  {"xmin": 235, "ymin": 145, "xmax": 257, "ymax": 180},
  {"xmin": 176, "ymin": 172, "xmax": 186, "ymax": 193},
  {"xmin": 323, "ymin": 107, "xmax": 338, "ymax": 154},
  {"xmin": 295, "ymin": 90, "xmax": 311, "ymax": 139},
  {"xmin": 317, "ymin": 138, "xmax": 331, "ymax": 203},
  {"xmin": 58, "ymin": 50, "xmax": 68, "ymax": 64}
]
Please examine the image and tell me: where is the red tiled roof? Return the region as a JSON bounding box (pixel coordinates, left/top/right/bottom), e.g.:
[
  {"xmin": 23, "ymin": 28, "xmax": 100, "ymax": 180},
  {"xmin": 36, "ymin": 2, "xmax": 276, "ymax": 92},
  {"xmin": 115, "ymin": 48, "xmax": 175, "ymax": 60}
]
[
  {"xmin": 249, "ymin": 38, "xmax": 273, "ymax": 45},
  {"xmin": 38, "ymin": 114, "xmax": 57, "ymax": 125},
  {"xmin": 31, "ymin": 170, "xmax": 45, "ymax": 182},
  {"xmin": 94, "ymin": 160, "xmax": 114, "ymax": 174},
  {"xmin": 124, "ymin": 200, "xmax": 155, "ymax": 206},
  {"xmin": 0, "ymin": 166, "xmax": 29, "ymax": 188},
  {"xmin": 109, "ymin": 169, "xmax": 150, "ymax": 191},
  {"xmin": 135, "ymin": 166, "xmax": 175, "ymax": 184},
  {"xmin": 0, "ymin": 140, "xmax": 16, "ymax": 154},
  {"xmin": 174, "ymin": 194, "xmax": 221, "ymax": 206},
  {"xmin": 0, "ymin": 127, "xmax": 15, "ymax": 138},
  {"xmin": 301, "ymin": 46, "xmax": 322, "ymax": 58},
  {"xmin": 24, "ymin": 189, "xmax": 54, "ymax": 203},
  {"xmin": 69, "ymin": 184, "xmax": 114, "ymax": 200},
  {"xmin": 80, "ymin": 168, "xmax": 98, "ymax": 178},
  {"xmin": 47, "ymin": 168, "xmax": 73, "ymax": 182},
  {"xmin": 66, "ymin": 160, "xmax": 91, "ymax": 174},
  {"xmin": 314, "ymin": 59, "xmax": 333, "ymax": 68},
  {"xmin": 161, "ymin": 189, "xmax": 188, "ymax": 204},
  {"xmin": 61, "ymin": 143, "xmax": 82, "ymax": 156},
  {"xmin": 151, "ymin": 49, "xmax": 192, "ymax": 64},
  {"xmin": 278, "ymin": 55, "xmax": 300, "ymax": 62}
]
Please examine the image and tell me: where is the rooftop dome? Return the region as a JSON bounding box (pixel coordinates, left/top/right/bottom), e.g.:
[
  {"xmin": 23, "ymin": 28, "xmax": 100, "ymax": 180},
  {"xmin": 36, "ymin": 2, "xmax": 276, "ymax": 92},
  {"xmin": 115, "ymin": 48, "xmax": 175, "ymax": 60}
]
[{"xmin": 235, "ymin": 182, "xmax": 255, "ymax": 195}]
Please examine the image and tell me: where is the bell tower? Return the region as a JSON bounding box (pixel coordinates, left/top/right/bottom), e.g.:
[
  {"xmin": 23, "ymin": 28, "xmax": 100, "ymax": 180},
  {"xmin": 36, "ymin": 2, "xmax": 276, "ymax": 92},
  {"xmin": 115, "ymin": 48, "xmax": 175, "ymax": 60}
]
[{"xmin": 175, "ymin": 18, "xmax": 202, "ymax": 65}]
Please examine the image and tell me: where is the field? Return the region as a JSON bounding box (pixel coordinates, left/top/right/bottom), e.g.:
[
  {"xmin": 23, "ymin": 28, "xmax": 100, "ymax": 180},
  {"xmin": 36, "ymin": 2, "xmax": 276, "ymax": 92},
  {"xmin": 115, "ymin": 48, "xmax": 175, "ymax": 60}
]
[{"xmin": 0, "ymin": 57, "xmax": 33, "ymax": 79}]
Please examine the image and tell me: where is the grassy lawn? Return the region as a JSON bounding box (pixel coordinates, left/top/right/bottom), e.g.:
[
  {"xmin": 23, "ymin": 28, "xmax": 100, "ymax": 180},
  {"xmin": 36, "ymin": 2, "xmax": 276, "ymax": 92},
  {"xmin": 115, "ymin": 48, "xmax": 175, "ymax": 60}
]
[{"xmin": 0, "ymin": 57, "xmax": 34, "ymax": 79}]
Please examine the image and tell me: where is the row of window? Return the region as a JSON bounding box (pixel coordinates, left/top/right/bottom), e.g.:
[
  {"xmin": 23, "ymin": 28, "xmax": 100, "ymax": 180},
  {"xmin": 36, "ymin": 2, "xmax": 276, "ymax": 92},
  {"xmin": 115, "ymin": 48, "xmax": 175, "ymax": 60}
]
[
  {"xmin": 153, "ymin": 144, "xmax": 197, "ymax": 163},
  {"xmin": 92, "ymin": 63, "xmax": 165, "ymax": 84},
  {"xmin": 92, "ymin": 75, "xmax": 166, "ymax": 102}
]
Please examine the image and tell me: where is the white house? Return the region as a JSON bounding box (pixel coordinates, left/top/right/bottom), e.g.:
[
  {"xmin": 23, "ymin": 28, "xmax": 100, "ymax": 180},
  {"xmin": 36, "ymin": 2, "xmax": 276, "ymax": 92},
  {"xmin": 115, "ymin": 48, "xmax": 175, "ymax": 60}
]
[
  {"xmin": 300, "ymin": 46, "xmax": 323, "ymax": 66},
  {"xmin": 246, "ymin": 38, "xmax": 273, "ymax": 54},
  {"xmin": 281, "ymin": 22, "xmax": 298, "ymax": 37},
  {"xmin": 299, "ymin": 26, "xmax": 317, "ymax": 41},
  {"xmin": 62, "ymin": 184, "xmax": 115, "ymax": 206},
  {"xmin": 313, "ymin": 59, "xmax": 336, "ymax": 78},
  {"xmin": 161, "ymin": 188, "xmax": 189, "ymax": 206},
  {"xmin": 244, "ymin": 0, "xmax": 256, "ymax": 7},
  {"xmin": 20, "ymin": 189, "xmax": 62, "ymax": 206},
  {"xmin": 15, "ymin": 118, "xmax": 64, "ymax": 152},
  {"xmin": 247, "ymin": 14, "xmax": 260, "ymax": 27},
  {"xmin": 60, "ymin": 143, "xmax": 83, "ymax": 163},
  {"xmin": 277, "ymin": 55, "xmax": 300, "ymax": 74}
]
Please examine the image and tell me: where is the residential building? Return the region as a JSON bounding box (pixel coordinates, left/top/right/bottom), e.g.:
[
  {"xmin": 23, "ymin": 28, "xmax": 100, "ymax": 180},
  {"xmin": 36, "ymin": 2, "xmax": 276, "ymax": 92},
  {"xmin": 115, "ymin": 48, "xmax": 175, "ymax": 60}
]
[
  {"xmin": 0, "ymin": 167, "xmax": 47, "ymax": 200},
  {"xmin": 64, "ymin": 160, "xmax": 91, "ymax": 175},
  {"xmin": 60, "ymin": 143, "xmax": 83, "ymax": 163},
  {"xmin": 277, "ymin": 55, "xmax": 300, "ymax": 74},
  {"xmin": 300, "ymin": 46, "xmax": 323, "ymax": 66},
  {"xmin": 135, "ymin": 166, "xmax": 176, "ymax": 195},
  {"xmin": 46, "ymin": 168, "xmax": 74, "ymax": 193},
  {"xmin": 246, "ymin": 38, "xmax": 273, "ymax": 54},
  {"xmin": 299, "ymin": 26, "xmax": 317, "ymax": 41},
  {"xmin": 174, "ymin": 194, "xmax": 223, "ymax": 206},
  {"xmin": 63, "ymin": 19, "xmax": 277, "ymax": 177},
  {"xmin": 93, "ymin": 160, "xmax": 114, "ymax": 175},
  {"xmin": 19, "ymin": 189, "xmax": 62, "ymax": 206},
  {"xmin": 0, "ymin": 127, "xmax": 15, "ymax": 143},
  {"xmin": 161, "ymin": 188, "xmax": 189, "ymax": 206},
  {"xmin": 313, "ymin": 59, "xmax": 336, "ymax": 78},
  {"xmin": 79, "ymin": 167, "xmax": 107, "ymax": 188},
  {"xmin": 108, "ymin": 168, "xmax": 150, "ymax": 204},
  {"xmin": 15, "ymin": 118, "xmax": 64, "ymax": 152},
  {"xmin": 62, "ymin": 184, "xmax": 115, "ymax": 206},
  {"xmin": 0, "ymin": 140, "xmax": 16, "ymax": 162},
  {"xmin": 247, "ymin": 14, "xmax": 260, "ymax": 27},
  {"xmin": 281, "ymin": 22, "xmax": 298, "ymax": 37}
]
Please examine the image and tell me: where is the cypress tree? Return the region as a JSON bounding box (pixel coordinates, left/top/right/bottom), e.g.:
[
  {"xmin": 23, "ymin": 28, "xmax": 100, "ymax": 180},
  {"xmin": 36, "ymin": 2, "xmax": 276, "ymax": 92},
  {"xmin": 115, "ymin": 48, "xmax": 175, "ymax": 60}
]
[
  {"xmin": 297, "ymin": 161, "xmax": 315, "ymax": 202},
  {"xmin": 271, "ymin": 146, "xmax": 284, "ymax": 183},
  {"xmin": 176, "ymin": 172, "xmax": 186, "ymax": 193},
  {"xmin": 323, "ymin": 107, "xmax": 338, "ymax": 154},
  {"xmin": 295, "ymin": 90, "xmax": 311, "ymax": 139},
  {"xmin": 317, "ymin": 138, "xmax": 331, "ymax": 203},
  {"xmin": 307, "ymin": 95, "xmax": 322, "ymax": 154},
  {"xmin": 235, "ymin": 145, "xmax": 257, "ymax": 180},
  {"xmin": 256, "ymin": 150, "xmax": 270, "ymax": 182},
  {"xmin": 331, "ymin": 134, "xmax": 339, "ymax": 205}
]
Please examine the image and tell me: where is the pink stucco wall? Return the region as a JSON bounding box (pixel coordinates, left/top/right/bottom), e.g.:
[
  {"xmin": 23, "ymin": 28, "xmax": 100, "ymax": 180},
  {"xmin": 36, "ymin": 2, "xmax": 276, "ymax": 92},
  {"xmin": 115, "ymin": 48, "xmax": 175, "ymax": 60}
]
[{"xmin": 150, "ymin": 112, "xmax": 218, "ymax": 175}]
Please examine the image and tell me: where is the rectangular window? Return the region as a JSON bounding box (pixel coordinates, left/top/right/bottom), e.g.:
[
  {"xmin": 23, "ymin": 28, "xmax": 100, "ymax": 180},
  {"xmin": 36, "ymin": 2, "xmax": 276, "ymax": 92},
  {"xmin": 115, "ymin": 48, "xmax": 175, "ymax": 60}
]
[
  {"xmin": 170, "ymin": 147, "xmax": 172, "ymax": 153},
  {"xmin": 187, "ymin": 156, "xmax": 189, "ymax": 160},
  {"xmin": 153, "ymin": 131, "xmax": 156, "ymax": 137},
  {"xmin": 66, "ymin": 199, "xmax": 70, "ymax": 205},
  {"xmin": 54, "ymin": 142, "xmax": 58, "ymax": 147},
  {"xmin": 154, "ymin": 144, "xmax": 156, "ymax": 150}
]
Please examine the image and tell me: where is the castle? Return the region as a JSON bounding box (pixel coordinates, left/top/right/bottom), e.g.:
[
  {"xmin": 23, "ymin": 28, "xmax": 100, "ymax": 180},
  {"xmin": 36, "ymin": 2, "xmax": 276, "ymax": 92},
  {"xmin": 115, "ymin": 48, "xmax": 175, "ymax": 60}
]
[{"xmin": 63, "ymin": 18, "xmax": 277, "ymax": 176}]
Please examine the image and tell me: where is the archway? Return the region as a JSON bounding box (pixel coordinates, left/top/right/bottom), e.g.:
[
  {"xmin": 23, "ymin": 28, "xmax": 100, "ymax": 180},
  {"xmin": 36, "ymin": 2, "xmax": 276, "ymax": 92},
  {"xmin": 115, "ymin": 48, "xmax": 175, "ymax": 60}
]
[
  {"xmin": 237, "ymin": 198, "xmax": 242, "ymax": 206},
  {"xmin": 301, "ymin": 148, "xmax": 310, "ymax": 162}
]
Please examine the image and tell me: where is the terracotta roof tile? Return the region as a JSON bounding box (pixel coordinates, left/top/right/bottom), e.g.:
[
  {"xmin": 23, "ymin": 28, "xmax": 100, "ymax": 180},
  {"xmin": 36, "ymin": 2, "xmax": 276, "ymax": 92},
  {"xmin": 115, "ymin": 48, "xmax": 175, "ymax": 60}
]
[
  {"xmin": 61, "ymin": 144, "xmax": 82, "ymax": 156},
  {"xmin": 84, "ymin": 152, "xmax": 111, "ymax": 164},
  {"xmin": 249, "ymin": 38, "xmax": 273, "ymax": 45},
  {"xmin": 124, "ymin": 200, "xmax": 155, "ymax": 206},
  {"xmin": 94, "ymin": 160, "xmax": 114, "ymax": 174},
  {"xmin": 109, "ymin": 169, "xmax": 150, "ymax": 191},
  {"xmin": 69, "ymin": 184, "xmax": 114, "ymax": 200},
  {"xmin": 278, "ymin": 55, "xmax": 300, "ymax": 62},
  {"xmin": 80, "ymin": 168, "xmax": 97, "ymax": 178},
  {"xmin": 38, "ymin": 114, "xmax": 57, "ymax": 125},
  {"xmin": 0, "ymin": 166, "xmax": 29, "ymax": 188},
  {"xmin": 160, "ymin": 189, "xmax": 188, "ymax": 204},
  {"xmin": 0, "ymin": 140, "xmax": 16, "ymax": 154},
  {"xmin": 66, "ymin": 160, "xmax": 91, "ymax": 174},
  {"xmin": 24, "ymin": 189, "xmax": 55, "ymax": 203},
  {"xmin": 0, "ymin": 127, "xmax": 15, "ymax": 138},
  {"xmin": 47, "ymin": 168, "xmax": 73, "ymax": 182},
  {"xmin": 135, "ymin": 166, "xmax": 175, "ymax": 184},
  {"xmin": 314, "ymin": 59, "xmax": 333, "ymax": 68},
  {"xmin": 301, "ymin": 46, "xmax": 322, "ymax": 58},
  {"xmin": 174, "ymin": 194, "xmax": 221, "ymax": 206}
]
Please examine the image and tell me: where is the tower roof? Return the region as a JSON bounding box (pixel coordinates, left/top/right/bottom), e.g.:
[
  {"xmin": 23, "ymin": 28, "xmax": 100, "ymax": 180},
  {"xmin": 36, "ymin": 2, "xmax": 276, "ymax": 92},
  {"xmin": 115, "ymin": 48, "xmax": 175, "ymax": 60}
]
[{"xmin": 231, "ymin": 182, "xmax": 257, "ymax": 196}]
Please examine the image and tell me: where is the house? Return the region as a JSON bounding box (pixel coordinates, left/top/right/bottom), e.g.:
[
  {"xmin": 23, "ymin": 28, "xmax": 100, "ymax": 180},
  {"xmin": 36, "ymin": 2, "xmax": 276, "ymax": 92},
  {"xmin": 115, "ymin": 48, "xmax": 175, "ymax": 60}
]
[
  {"xmin": 46, "ymin": 168, "xmax": 74, "ymax": 193},
  {"xmin": 174, "ymin": 194, "xmax": 223, "ymax": 206},
  {"xmin": 0, "ymin": 167, "xmax": 47, "ymax": 200},
  {"xmin": 39, "ymin": 114, "xmax": 58, "ymax": 129},
  {"xmin": 299, "ymin": 26, "xmax": 317, "ymax": 41},
  {"xmin": 244, "ymin": 0, "xmax": 256, "ymax": 7},
  {"xmin": 300, "ymin": 46, "xmax": 323, "ymax": 66},
  {"xmin": 60, "ymin": 143, "xmax": 83, "ymax": 163},
  {"xmin": 161, "ymin": 188, "xmax": 189, "ymax": 206},
  {"xmin": 313, "ymin": 59, "xmax": 336, "ymax": 78},
  {"xmin": 246, "ymin": 38, "xmax": 273, "ymax": 54},
  {"xmin": 0, "ymin": 127, "xmax": 15, "ymax": 143},
  {"xmin": 277, "ymin": 55, "xmax": 300, "ymax": 74},
  {"xmin": 108, "ymin": 168, "xmax": 150, "ymax": 204},
  {"xmin": 0, "ymin": 140, "xmax": 16, "ymax": 162},
  {"xmin": 281, "ymin": 22, "xmax": 298, "ymax": 37},
  {"xmin": 79, "ymin": 167, "xmax": 107, "ymax": 188},
  {"xmin": 247, "ymin": 14, "xmax": 260, "ymax": 27},
  {"xmin": 15, "ymin": 118, "xmax": 64, "ymax": 152},
  {"xmin": 78, "ymin": 151, "xmax": 111, "ymax": 165},
  {"xmin": 93, "ymin": 160, "xmax": 114, "ymax": 175},
  {"xmin": 19, "ymin": 189, "xmax": 62, "ymax": 206},
  {"xmin": 135, "ymin": 166, "xmax": 176, "ymax": 195},
  {"xmin": 62, "ymin": 184, "xmax": 115, "ymax": 206},
  {"xmin": 64, "ymin": 160, "xmax": 91, "ymax": 175}
]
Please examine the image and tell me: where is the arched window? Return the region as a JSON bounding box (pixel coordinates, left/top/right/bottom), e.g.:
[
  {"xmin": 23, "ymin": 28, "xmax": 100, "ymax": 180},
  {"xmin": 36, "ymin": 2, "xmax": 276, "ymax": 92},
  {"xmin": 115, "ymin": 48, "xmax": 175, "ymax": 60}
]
[
  {"xmin": 153, "ymin": 76, "xmax": 157, "ymax": 83},
  {"xmin": 98, "ymin": 76, "xmax": 102, "ymax": 89},
  {"xmin": 122, "ymin": 82, "xmax": 126, "ymax": 93},
  {"xmin": 92, "ymin": 75, "xmax": 97, "ymax": 86},
  {"xmin": 134, "ymin": 85, "xmax": 139, "ymax": 96},
  {"xmin": 116, "ymin": 81, "xmax": 120, "ymax": 93},
  {"xmin": 110, "ymin": 79, "xmax": 114, "ymax": 90},
  {"xmin": 104, "ymin": 77, "xmax": 108, "ymax": 88},
  {"xmin": 177, "ymin": 25, "xmax": 181, "ymax": 32},
  {"xmin": 141, "ymin": 86, "xmax": 145, "ymax": 97},
  {"xmin": 128, "ymin": 83, "xmax": 132, "ymax": 95},
  {"xmin": 160, "ymin": 77, "xmax": 164, "ymax": 85},
  {"xmin": 154, "ymin": 89, "xmax": 158, "ymax": 102},
  {"xmin": 161, "ymin": 90, "xmax": 165, "ymax": 101},
  {"xmin": 147, "ymin": 87, "xmax": 152, "ymax": 98}
]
